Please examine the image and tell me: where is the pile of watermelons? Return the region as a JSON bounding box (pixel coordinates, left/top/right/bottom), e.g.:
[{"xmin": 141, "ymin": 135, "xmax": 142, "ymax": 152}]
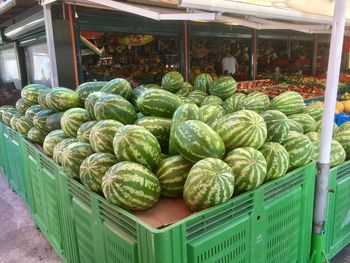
[{"xmin": 0, "ymin": 72, "xmax": 348, "ymax": 212}]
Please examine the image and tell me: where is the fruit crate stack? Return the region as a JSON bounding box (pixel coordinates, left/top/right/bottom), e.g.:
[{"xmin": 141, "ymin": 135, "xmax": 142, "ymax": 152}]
[{"xmin": 1, "ymin": 71, "xmax": 350, "ymax": 262}]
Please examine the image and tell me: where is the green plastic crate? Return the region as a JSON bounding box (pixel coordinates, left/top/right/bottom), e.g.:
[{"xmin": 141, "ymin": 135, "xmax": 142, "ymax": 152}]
[
  {"xmin": 59, "ymin": 162, "xmax": 316, "ymax": 263},
  {"xmin": 0, "ymin": 123, "xmax": 5, "ymax": 174},
  {"xmin": 1, "ymin": 124, "xmax": 12, "ymax": 185},
  {"xmin": 325, "ymin": 161, "xmax": 350, "ymax": 259}
]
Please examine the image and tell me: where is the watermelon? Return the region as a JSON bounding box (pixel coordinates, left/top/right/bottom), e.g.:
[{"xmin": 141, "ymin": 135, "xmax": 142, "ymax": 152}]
[
  {"xmin": 315, "ymin": 120, "xmax": 338, "ymax": 135},
  {"xmin": 306, "ymin": 132, "xmax": 346, "ymax": 167},
  {"xmin": 113, "ymin": 125, "xmax": 162, "ymax": 170},
  {"xmin": 101, "ymin": 78, "xmax": 132, "ymax": 99},
  {"xmin": 2, "ymin": 109, "xmax": 19, "ymax": 126},
  {"xmin": 259, "ymin": 142, "xmax": 289, "ymax": 182},
  {"xmin": 334, "ymin": 129, "xmax": 350, "ymax": 160},
  {"xmin": 21, "ymin": 84, "xmax": 49, "ymax": 104},
  {"xmin": 27, "ymin": 127, "xmax": 48, "ymax": 144},
  {"xmin": 174, "ymin": 120, "xmax": 225, "ymax": 163},
  {"xmin": 134, "ymin": 116, "xmax": 171, "ymax": 151},
  {"xmin": 53, "ymin": 138, "xmax": 78, "ymax": 165},
  {"xmin": 288, "ymin": 114, "xmax": 316, "ymax": 133},
  {"xmin": 80, "ymin": 152, "xmax": 118, "ymax": 193},
  {"xmin": 43, "ymin": 129, "xmax": 68, "ymax": 157},
  {"xmin": 33, "ymin": 109, "xmax": 56, "ymax": 132},
  {"xmin": 10, "ymin": 115, "xmax": 20, "ymax": 130},
  {"xmin": 287, "ymin": 119, "xmax": 304, "ymax": 133},
  {"xmin": 94, "ymin": 94, "xmax": 137, "ymax": 124},
  {"xmin": 239, "ymin": 92, "xmax": 269, "ymax": 113},
  {"xmin": 215, "ymin": 110, "xmax": 267, "ymax": 151},
  {"xmin": 61, "ymin": 108, "xmax": 91, "ymax": 138},
  {"xmin": 16, "ymin": 98, "xmax": 34, "ymax": 114},
  {"xmin": 84, "ymin": 92, "xmax": 105, "ymax": 119},
  {"xmin": 102, "ymin": 161, "xmax": 161, "ymax": 210},
  {"xmin": 89, "ymin": 120, "xmax": 123, "ymax": 153},
  {"xmin": 281, "ymin": 131, "xmax": 314, "ymax": 170},
  {"xmin": 201, "ymin": 95, "xmax": 223, "ymax": 106},
  {"xmin": 161, "ymin": 71, "xmax": 184, "ymax": 93},
  {"xmin": 25, "ymin": 105, "xmax": 42, "ymax": 123},
  {"xmin": 209, "ymin": 76, "xmax": 237, "ymax": 99},
  {"xmin": 0, "ymin": 105, "xmax": 15, "ymax": 121},
  {"xmin": 200, "ymin": 105, "xmax": 224, "ymax": 127},
  {"xmin": 224, "ymin": 147, "xmax": 267, "ymax": 194},
  {"xmin": 130, "ymin": 86, "xmax": 148, "ymax": 110},
  {"xmin": 15, "ymin": 116, "xmax": 33, "ymax": 134},
  {"xmin": 180, "ymin": 96, "xmax": 196, "ymax": 104},
  {"xmin": 270, "ymin": 91, "xmax": 304, "ymax": 115},
  {"xmin": 169, "ymin": 104, "xmax": 203, "ymax": 156},
  {"xmin": 61, "ymin": 142, "xmax": 94, "ymax": 178},
  {"xmin": 155, "ymin": 155, "xmax": 191, "ymax": 198},
  {"xmin": 38, "ymin": 89, "xmax": 51, "ymax": 109},
  {"xmin": 194, "ymin": 73, "xmax": 213, "ymax": 93},
  {"xmin": 76, "ymin": 121, "xmax": 97, "ymax": 143},
  {"xmin": 303, "ymin": 104, "xmax": 323, "ymax": 122},
  {"xmin": 187, "ymin": 90, "xmax": 207, "ymax": 106},
  {"xmin": 223, "ymin": 93, "xmax": 246, "ymax": 113},
  {"xmin": 339, "ymin": 122, "xmax": 350, "ymax": 132},
  {"xmin": 76, "ymin": 81, "xmax": 107, "ymax": 101},
  {"xmin": 137, "ymin": 89, "xmax": 183, "ymax": 118},
  {"xmin": 46, "ymin": 87, "xmax": 81, "ymax": 111},
  {"xmin": 183, "ymin": 158, "xmax": 235, "ymax": 211},
  {"xmin": 46, "ymin": 112, "xmax": 64, "ymax": 131},
  {"xmin": 261, "ymin": 110, "xmax": 290, "ymax": 143}
]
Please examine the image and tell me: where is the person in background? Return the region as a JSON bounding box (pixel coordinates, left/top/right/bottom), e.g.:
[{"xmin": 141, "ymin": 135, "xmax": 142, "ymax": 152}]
[{"xmin": 221, "ymin": 52, "xmax": 239, "ymax": 76}]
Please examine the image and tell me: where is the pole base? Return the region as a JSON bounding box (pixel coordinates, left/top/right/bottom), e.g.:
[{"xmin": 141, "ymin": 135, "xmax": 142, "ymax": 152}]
[{"xmin": 310, "ymin": 233, "xmax": 329, "ymax": 263}]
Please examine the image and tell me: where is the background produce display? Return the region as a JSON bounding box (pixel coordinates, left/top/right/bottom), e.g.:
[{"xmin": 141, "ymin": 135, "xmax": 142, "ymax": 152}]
[{"xmin": 1, "ymin": 71, "xmax": 349, "ymax": 215}]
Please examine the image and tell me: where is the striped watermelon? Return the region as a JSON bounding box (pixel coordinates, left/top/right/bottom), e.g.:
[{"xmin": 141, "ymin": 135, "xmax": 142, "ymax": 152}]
[
  {"xmin": 209, "ymin": 76, "xmax": 237, "ymax": 99},
  {"xmin": 25, "ymin": 105, "xmax": 42, "ymax": 123},
  {"xmin": 334, "ymin": 129, "xmax": 350, "ymax": 160},
  {"xmin": 89, "ymin": 120, "xmax": 123, "ymax": 153},
  {"xmin": 80, "ymin": 152, "xmax": 118, "ymax": 193},
  {"xmin": 113, "ymin": 125, "xmax": 162, "ymax": 170},
  {"xmin": 61, "ymin": 142, "xmax": 94, "ymax": 178},
  {"xmin": 174, "ymin": 120, "xmax": 225, "ymax": 163},
  {"xmin": 76, "ymin": 81, "xmax": 107, "ymax": 101},
  {"xmin": 53, "ymin": 138, "xmax": 78, "ymax": 165},
  {"xmin": 102, "ymin": 161, "xmax": 161, "ymax": 210},
  {"xmin": 46, "ymin": 87, "xmax": 82, "ymax": 111},
  {"xmin": 2, "ymin": 109, "xmax": 19, "ymax": 126},
  {"xmin": 43, "ymin": 129, "xmax": 68, "ymax": 157},
  {"xmin": 161, "ymin": 71, "xmax": 184, "ymax": 93},
  {"xmin": 339, "ymin": 122, "xmax": 350, "ymax": 132},
  {"xmin": 0, "ymin": 106, "xmax": 15, "ymax": 121},
  {"xmin": 315, "ymin": 120, "xmax": 338, "ymax": 135},
  {"xmin": 10, "ymin": 115, "xmax": 21, "ymax": 130},
  {"xmin": 306, "ymin": 132, "xmax": 346, "ymax": 167},
  {"xmin": 101, "ymin": 78, "xmax": 132, "ymax": 99},
  {"xmin": 224, "ymin": 147, "xmax": 267, "ymax": 194},
  {"xmin": 270, "ymin": 91, "xmax": 304, "ymax": 115},
  {"xmin": 303, "ymin": 104, "xmax": 323, "ymax": 122},
  {"xmin": 288, "ymin": 114, "xmax": 316, "ymax": 133},
  {"xmin": 134, "ymin": 116, "xmax": 171, "ymax": 152},
  {"xmin": 33, "ymin": 109, "xmax": 56, "ymax": 132},
  {"xmin": 287, "ymin": 119, "xmax": 304, "ymax": 133},
  {"xmin": 183, "ymin": 158, "xmax": 235, "ymax": 211},
  {"xmin": 84, "ymin": 92, "xmax": 105, "ymax": 119},
  {"xmin": 61, "ymin": 108, "xmax": 91, "ymax": 138},
  {"xmin": 130, "ymin": 86, "xmax": 148, "ymax": 110},
  {"xmin": 156, "ymin": 155, "xmax": 191, "ymax": 198},
  {"xmin": 77, "ymin": 121, "xmax": 97, "ymax": 143},
  {"xmin": 223, "ymin": 93, "xmax": 246, "ymax": 113},
  {"xmin": 27, "ymin": 127, "xmax": 48, "ymax": 144},
  {"xmin": 194, "ymin": 73, "xmax": 213, "ymax": 93},
  {"xmin": 200, "ymin": 105, "xmax": 224, "ymax": 127},
  {"xmin": 15, "ymin": 116, "xmax": 33, "ymax": 134},
  {"xmin": 239, "ymin": 92, "xmax": 269, "ymax": 113},
  {"xmin": 187, "ymin": 90, "xmax": 207, "ymax": 106},
  {"xmin": 38, "ymin": 89, "xmax": 51, "ymax": 109},
  {"xmin": 94, "ymin": 94, "xmax": 137, "ymax": 124},
  {"xmin": 259, "ymin": 142, "xmax": 289, "ymax": 182},
  {"xmin": 201, "ymin": 95, "xmax": 223, "ymax": 106},
  {"xmin": 281, "ymin": 131, "xmax": 314, "ymax": 170},
  {"xmin": 169, "ymin": 104, "xmax": 203, "ymax": 156},
  {"xmin": 261, "ymin": 110, "xmax": 290, "ymax": 143},
  {"xmin": 137, "ymin": 89, "xmax": 183, "ymax": 118},
  {"xmin": 215, "ymin": 110, "xmax": 267, "ymax": 151},
  {"xmin": 16, "ymin": 98, "xmax": 34, "ymax": 114},
  {"xmin": 21, "ymin": 84, "xmax": 49, "ymax": 104},
  {"xmin": 180, "ymin": 96, "xmax": 196, "ymax": 104}
]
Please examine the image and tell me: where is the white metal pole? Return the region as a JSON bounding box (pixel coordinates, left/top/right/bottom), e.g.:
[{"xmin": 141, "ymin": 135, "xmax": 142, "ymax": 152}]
[{"xmin": 313, "ymin": 0, "xmax": 347, "ymax": 234}]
